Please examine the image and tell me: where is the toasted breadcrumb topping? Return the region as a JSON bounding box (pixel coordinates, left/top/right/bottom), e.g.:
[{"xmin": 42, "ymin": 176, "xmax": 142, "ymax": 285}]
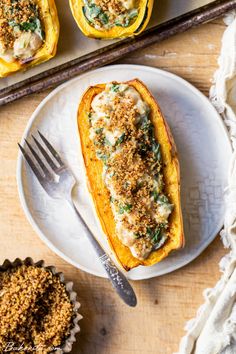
[
  {"xmin": 0, "ymin": 265, "xmax": 73, "ymax": 353},
  {"xmin": 94, "ymin": 0, "xmax": 124, "ymax": 13},
  {"xmin": 89, "ymin": 83, "xmax": 173, "ymax": 260},
  {"xmin": 0, "ymin": 0, "xmax": 39, "ymax": 49}
]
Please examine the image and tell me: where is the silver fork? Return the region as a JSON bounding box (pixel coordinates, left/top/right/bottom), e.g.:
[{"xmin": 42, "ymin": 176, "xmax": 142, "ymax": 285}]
[{"xmin": 18, "ymin": 131, "xmax": 137, "ymax": 307}]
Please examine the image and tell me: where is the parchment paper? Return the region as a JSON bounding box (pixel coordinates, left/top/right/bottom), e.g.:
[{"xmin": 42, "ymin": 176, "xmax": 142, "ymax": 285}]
[{"xmin": 0, "ymin": 0, "xmax": 215, "ymax": 90}]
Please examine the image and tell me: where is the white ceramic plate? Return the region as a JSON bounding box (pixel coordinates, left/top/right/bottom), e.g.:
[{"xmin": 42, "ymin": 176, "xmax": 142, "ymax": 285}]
[{"xmin": 17, "ymin": 64, "xmax": 232, "ymax": 280}]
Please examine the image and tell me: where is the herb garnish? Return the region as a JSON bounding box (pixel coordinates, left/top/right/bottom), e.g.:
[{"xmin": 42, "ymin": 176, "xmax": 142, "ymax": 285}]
[
  {"xmin": 115, "ymin": 133, "xmax": 126, "ymax": 146},
  {"xmin": 118, "ymin": 203, "xmax": 132, "ymax": 214},
  {"xmin": 110, "ymin": 84, "xmax": 120, "ymax": 92}
]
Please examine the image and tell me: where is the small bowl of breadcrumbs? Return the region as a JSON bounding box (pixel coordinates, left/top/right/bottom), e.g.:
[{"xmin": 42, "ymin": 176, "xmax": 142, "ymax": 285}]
[{"xmin": 0, "ymin": 257, "xmax": 82, "ymax": 354}]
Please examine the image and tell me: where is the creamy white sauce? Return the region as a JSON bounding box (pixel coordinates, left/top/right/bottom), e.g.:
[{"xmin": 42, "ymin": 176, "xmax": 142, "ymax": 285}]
[
  {"xmin": 122, "ymin": 0, "xmax": 134, "ymax": 10},
  {"xmin": 13, "ymin": 32, "xmax": 42, "ymax": 60},
  {"xmin": 0, "ymin": 42, "xmax": 15, "ymax": 63},
  {"xmin": 0, "ymin": 32, "xmax": 42, "ymax": 62}
]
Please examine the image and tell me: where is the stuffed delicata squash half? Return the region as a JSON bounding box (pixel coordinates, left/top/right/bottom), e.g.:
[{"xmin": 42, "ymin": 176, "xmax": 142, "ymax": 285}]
[
  {"xmin": 78, "ymin": 79, "xmax": 184, "ymax": 271},
  {"xmin": 69, "ymin": 0, "xmax": 153, "ymax": 39},
  {"xmin": 0, "ymin": 0, "xmax": 59, "ymax": 77}
]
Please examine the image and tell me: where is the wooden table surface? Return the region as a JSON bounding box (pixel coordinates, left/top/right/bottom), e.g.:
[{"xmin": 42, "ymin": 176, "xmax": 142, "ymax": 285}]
[{"xmin": 0, "ymin": 18, "xmax": 228, "ymax": 354}]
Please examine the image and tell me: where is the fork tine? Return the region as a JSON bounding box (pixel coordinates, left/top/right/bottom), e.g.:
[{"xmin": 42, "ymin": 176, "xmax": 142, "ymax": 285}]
[
  {"xmin": 18, "ymin": 143, "xmax": 45, "ymax": 185},
  {"xmin": 25, "ymin": 139, "xmax": 51, "ymax": 178},
  {"xmin": 38, "ymin": 131, "xmax": 64, "ymax": 166},
  {"xmin": 32, "ymin": 135, "xmax": 58, "ymax": 171}
]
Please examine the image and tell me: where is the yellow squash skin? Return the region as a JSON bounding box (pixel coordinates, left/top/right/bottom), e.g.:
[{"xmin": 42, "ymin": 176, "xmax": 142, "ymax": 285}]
[
  {"xmin": 69, "ymin": 0, "xmax": 153, "ymax": 39},
  {"xmin": 0, "ymin": 0, "xmax": 59, "ymax": 78},
  {"xmin": 78, "ymin": 79, "xmax": 184, "ymax": 271}
]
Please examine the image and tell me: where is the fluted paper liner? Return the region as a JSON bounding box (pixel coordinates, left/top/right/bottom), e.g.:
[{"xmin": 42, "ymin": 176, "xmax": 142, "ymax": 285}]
[{"xmin": 0, "ymin": 257, "xmax": 82, "ymax": 354}]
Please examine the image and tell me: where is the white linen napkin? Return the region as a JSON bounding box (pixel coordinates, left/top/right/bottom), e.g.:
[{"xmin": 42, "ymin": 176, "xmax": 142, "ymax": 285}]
[{"xmin": 176, "ymin": 12, "xmax": 236, "ymax": 354}]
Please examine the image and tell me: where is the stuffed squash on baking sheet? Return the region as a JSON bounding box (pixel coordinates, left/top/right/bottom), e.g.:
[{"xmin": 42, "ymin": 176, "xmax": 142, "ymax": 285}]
[
  {"xmin": 78, "ymin": 79, "xmax": 184, "ymax": 271},
  {"xmin": 0, "ymin": 0, "xmax": 59, "ymax": 77},
  {"xmin": 69, "ymin": 0, "xmax": 154, "ymax": 39}
]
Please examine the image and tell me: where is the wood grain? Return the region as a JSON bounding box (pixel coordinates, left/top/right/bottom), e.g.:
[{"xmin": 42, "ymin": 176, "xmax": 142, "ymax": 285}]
[
  {"xmin": 1, "ymin": 0, "xmax": 236, "ymax": 106},
  {"xmin": 0, "ymin": 19, "xmax": 229, "ymax": 354}
]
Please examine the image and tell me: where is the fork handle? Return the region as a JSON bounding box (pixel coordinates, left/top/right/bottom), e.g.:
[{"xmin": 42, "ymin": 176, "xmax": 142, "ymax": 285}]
[{"xmin": 70, "ymin": 201, "xmax": 137, "ymax": 307}]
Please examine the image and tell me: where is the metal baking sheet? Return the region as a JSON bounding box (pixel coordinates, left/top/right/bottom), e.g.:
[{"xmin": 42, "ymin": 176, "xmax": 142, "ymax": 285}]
[{"xmin": 1, "ymin": 0, "xmax": 235, "ymax": 105}]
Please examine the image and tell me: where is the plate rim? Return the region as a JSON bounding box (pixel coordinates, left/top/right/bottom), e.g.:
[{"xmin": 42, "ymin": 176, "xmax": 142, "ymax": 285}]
[{"xmin": 16, "ymin": 63, "xmax": 232, "ymax": 280}]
